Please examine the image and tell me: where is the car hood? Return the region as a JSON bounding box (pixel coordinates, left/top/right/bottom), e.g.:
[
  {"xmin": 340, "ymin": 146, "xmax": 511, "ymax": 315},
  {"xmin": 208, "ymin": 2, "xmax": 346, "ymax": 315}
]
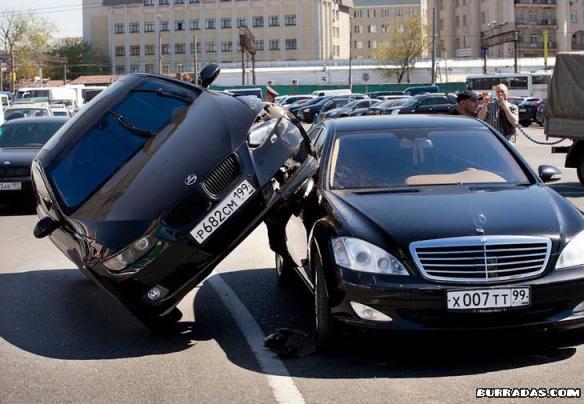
[
  {"xmin": 0, "ymin": 148, "xmax": 39, "ymax": 166},
  {"xmin": 328, "ymin": 185, "xmax": 576, "ymax": 254}
]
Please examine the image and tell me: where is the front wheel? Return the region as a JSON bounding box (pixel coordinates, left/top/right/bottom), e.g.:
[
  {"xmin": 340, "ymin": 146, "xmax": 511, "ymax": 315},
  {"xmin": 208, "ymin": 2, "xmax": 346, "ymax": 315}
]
[{"xmin": 313, "ymin": 252, "xmax": 337, "ymax": 351}]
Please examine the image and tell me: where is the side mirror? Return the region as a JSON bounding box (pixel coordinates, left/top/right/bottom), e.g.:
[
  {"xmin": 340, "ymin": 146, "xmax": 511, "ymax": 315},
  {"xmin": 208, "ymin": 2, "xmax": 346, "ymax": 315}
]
[
  {"xmin": 33, "ymin": 216, "xmax": 60, "ymax": 239},
  {"xmin": 538, "ymin": 165, "xmax": 562, "ymax": 183},
  {"xmin": 199, "ymin": 64, "xmax": 220, "ymax": 88}
]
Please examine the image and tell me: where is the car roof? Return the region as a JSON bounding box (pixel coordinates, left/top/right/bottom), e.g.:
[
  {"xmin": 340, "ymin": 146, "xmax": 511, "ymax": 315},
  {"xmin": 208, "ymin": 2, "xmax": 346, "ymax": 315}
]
[
  {"xmin": 330, "ymin": 115, "xmax": 488, "ymax": 132},
  {"xmin": 1, "ymin": 117, "xmax": 68, "ymax": 126}
]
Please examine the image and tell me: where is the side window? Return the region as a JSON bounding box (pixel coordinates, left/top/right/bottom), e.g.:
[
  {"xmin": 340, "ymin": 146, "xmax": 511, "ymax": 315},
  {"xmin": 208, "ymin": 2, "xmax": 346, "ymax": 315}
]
[
  {"xmin": 307, "ymin": 125, "xmax": 326, "ymax": 156},
  {"xmin": 418, "ymin": 98, "xmax": 434, "ymax": 106},
  {"xmin": 433, "ymin": 97, "xmax": 449, "ymax": 105}
]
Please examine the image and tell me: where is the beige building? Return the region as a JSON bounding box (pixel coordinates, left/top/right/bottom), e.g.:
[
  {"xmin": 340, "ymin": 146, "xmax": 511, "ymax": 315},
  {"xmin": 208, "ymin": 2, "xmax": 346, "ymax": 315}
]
[
  {"xmin": 83, "ymin": 0, "xmax": 352, "ymax": 75},
  {"xmin": 351, "ymin": 0, "xmax": 421, "ymax": 59},
  {"xmin": 427, "ymin": 0, "xmax": 584, "ymax": 60}
]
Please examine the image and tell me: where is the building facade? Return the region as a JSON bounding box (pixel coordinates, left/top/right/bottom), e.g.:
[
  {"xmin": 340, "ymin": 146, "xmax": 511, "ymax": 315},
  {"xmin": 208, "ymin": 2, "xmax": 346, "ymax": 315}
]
[
  {"xmin": 427, "ymin": 0, "xmax": 584, "ymax": 60},
  {"xmin": 83, "ymin": 0, "xmax": 352, "ymax": 75}
]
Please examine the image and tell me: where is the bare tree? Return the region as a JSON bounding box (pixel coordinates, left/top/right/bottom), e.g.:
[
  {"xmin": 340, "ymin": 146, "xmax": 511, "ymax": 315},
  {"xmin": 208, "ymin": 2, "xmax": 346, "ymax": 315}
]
[{"xmin": 374, "ymin": 16, "xmax": 431, "ymax": 83}]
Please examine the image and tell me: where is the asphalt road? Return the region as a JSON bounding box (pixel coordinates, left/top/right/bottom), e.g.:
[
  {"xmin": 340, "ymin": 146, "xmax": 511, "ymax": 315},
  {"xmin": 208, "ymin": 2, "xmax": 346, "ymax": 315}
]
[{"xmin": 1, "ymin": 125, "xmax": 583, "ymax": 404}]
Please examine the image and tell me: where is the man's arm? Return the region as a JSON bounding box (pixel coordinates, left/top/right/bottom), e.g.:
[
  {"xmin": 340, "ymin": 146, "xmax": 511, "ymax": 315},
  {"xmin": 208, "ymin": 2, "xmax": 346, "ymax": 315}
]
[
  {"xmin": 500, "ymin": 101, "xmax": 519, "ymax": 126},
  {"xmin": 477, "ymin": 99, "xmax": 489, "ymax": 121}
]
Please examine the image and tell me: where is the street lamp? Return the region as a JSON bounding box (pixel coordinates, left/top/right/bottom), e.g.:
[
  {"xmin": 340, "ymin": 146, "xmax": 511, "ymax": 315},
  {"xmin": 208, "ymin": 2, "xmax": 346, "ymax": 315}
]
[{"xmin": 158, "ymin": 14, "xmax": 162, "ymax": 74}]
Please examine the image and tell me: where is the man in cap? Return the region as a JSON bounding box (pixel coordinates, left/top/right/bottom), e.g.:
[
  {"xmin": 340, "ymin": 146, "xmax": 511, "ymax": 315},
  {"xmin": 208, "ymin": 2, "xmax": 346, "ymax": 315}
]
[
  {"xmin": 265, "ymin": 85, "xmax": 279, "ymax": 103},
  {"xmin": 451, "ymin": 90, "xmax": 480, "ymax": 117}
]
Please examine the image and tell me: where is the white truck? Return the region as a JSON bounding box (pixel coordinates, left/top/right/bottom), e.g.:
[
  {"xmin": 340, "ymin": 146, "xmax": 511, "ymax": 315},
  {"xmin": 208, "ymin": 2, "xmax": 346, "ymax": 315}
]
[{"xmin": 15, "ymin": 87, "xmax": 79, "ymax": 108}]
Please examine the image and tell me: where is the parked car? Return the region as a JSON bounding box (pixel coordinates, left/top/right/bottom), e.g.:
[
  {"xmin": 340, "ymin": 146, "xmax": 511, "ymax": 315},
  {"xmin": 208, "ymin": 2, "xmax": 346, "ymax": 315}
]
[
  {"xmin": 349, "ymin": 100, "xmax": 382, "ymax": 116},
  {"xmin": 321, "ymin": 99, "xmax": 380, "ymax": 120},
  {"xmin": 225, "ymin": 88, "xmax": 263, "ymax": 99},
  {"xmin": 403, "ymin": 85, "xmax": 440, "ymax": 96},
  {"xmin": 31, "ymin": 66, "xmax": 317, "ymax": 333},
  {"xmin": 271, "ymin": 114, "xmax": 584, "ymax": 350},
  {"xmin": 0, "ymin": 117, "xmax": 68, "ymax": 202},
  {"xmin": 519, "ymin": 98, "xmax": 545, "ymax": 127},
  {"xmin": 370, "ymin": 94, "xmax": 456, "ymax": 115},
  {"xmin": 367, "ymin": 91, "xmax": 405, "ymax": 99},
  {"xmin": 367, "ymin": 98, "xmax": 412, "ymax": 115},
  {"xmin": 311, "ymin": 89, "xmax": 352, "ymax": 97},
  {"xmin": 297, "ymin": 95, "xmax": 367, "ymax": 123},
  {"xmin": 536, "ymin": 101, "xmax": 546, "ymax": 126},
  {"xmin": 4, "ymin": 103, "xmax": 53, "ymax": 121},
  {"xmin": 280, "ymin": 95, "xmax": 314, "ymax": 108},
  {"xmin": 288, "ymin": 96, "xmax": 326, "ymax": 119}
]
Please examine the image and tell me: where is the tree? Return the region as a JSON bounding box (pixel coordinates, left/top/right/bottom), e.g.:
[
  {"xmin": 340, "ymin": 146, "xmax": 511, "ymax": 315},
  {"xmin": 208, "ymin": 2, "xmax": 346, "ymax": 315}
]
[
  {"xmin": 47, "ymin": 37, "xmax": 111, "ymax": 80},
  {"xmin": 0, "ymin": 10, "xmax": 54, "ymax": 91},
  {"xmin": 373, "ymin": 16, "xmax": 431, "ymax": 83}
]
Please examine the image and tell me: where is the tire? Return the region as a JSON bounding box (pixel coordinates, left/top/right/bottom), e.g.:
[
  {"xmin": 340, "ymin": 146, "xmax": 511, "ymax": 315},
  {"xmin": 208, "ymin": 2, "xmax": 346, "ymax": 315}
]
[
  {"xmin": 275, "ymin": 253, "xmax": 293, "ymax": 288},
  {"xmin": 313, "ymin": 251, "xmax": 337, "ymax": 351},
  {"xmin": 577, "ymin": 155, "xmax": 584, "ymax": 187}
]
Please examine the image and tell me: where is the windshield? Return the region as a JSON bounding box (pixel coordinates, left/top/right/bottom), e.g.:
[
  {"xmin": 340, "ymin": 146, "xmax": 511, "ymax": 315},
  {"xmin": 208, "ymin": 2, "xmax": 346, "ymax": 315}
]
[
  {"xmin": 329, "ymin": 128, "xmax": 531, "ymax": 189},
  {"xmin": 15, "ymin": 89, "xmax": 50, "ymax": 99},
  {"xmin": 0, "ymin": 121, "xmax": 64, "ymax": 148},
  {"xmin": 48, "ymin": 78, "xmax": 197, "ymax": 211},
  {"xmin": 5, "ymin": 108, "xmax": 49, "ymax": 120}
]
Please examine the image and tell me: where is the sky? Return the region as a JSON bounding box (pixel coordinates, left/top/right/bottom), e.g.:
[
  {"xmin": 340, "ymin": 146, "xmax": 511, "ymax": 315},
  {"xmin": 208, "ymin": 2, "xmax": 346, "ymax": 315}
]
[{"xmin": 0, "ymin": 0, "xmax": 84, "ymax": 38}]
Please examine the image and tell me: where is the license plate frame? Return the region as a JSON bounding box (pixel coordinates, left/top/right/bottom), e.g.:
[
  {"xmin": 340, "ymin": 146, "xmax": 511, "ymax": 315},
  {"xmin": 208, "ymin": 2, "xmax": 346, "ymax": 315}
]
[
  {"xmin": 447, "ymin": 287, "xmax": 530, "ymax": 311},
  {"xmin": 0, "ymin": 182, "xmax": 22, "ymax": 191},
  {"xmin": 191, "ymin": 179, "xmax": 255, "ymax": 243}
]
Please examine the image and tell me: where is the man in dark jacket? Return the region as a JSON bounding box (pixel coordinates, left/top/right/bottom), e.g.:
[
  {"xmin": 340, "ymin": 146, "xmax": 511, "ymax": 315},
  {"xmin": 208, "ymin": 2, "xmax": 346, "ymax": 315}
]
[{"xmin": 451, "ymin": 90, "xmax": 480, "ymax": 117}]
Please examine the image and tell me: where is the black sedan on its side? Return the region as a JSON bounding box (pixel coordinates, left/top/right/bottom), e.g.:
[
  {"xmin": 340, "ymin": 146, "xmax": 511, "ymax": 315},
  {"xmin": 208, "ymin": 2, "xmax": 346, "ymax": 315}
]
[
  {"xmin": 31, "ymin": 67, "xmax": 317, "ymax": 332},
  {"xmin": 0, "ymin": 117, "xmax": 68, "ymax": 203},
  {"xmin": 268, "ymin": 115, "xmax": 584, "ymax": 350}
]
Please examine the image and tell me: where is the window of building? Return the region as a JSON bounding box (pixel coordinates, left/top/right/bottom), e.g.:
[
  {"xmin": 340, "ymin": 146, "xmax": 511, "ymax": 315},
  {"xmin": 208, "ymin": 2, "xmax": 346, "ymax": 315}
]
[
  {"xmin": 189, "ymin": 0, "xmax": 199, "ymax": 3},
  {"xmin": 160, "ymin": 20, "xmax": 169, "ymax": 31},
  {"xmin": 145, "ymin": 64, "xmax": 155, "ymax": 73},
  {"xmin": 114, "ymin": 23, "xmax": 124, "ymax": 34},
  {"xmin": 285, "ymin": 39, "xmax": 297, "ymax": 50},
  {"xmin": 161, "ymin": 64, "xmax": 169, "ymax": 74},
  {"xmin": 175, "ymin": 43, "xmax": 185, "ymax": 54},
  {"xmin": 253, "ymin": 16, "xmax": 264, "ymax": 27},
  {"xmin": 145, "ymin": 44, "xmax": 155, "ymax": 55},
  {"xmin": 190, "ymin": 42, "xmax": 201, "ymax": 53},
  {"xmin": 463, "ymin": 15, "xmax": 467, "ymax": 26},
  {"xmin": 456, "ymin": 37, "xmax": 461, "ymax": 48},
  {"xmin": 176, "ymin": 63, "xmax": 185, "ymax": 73},
  {"xmin": 161, "ymin": 44, "xmax": 170, "ymax": 54},
  {"xmin": 144, "ymin": 22, "xmax": 154, "ymax": 32},
  {"xmin": 130, "ymin": 45, "xmax": 140, "ymax": 56},
  {"xmin": 130, "ymin": 64, "xmax": 140, "ymax": 73},
  {"xmin": 285, "ymin": 15, "xmax": 296, "ymax": 26},
  {"xmin": 355, "ymin": 41, "xmax": 363, "ymax": 49},
  {"xmin": 571, "ymin": 13, "xmax": 578, "ymax": 23},
  {"xmin": 221, "ymin": 41, "xmax": 233, "ymax": 52},
  {"xmin": 159, "ymin": 0, "xmax": 169, "ymax": 4},
  {"xmin": 115, "ymin": 46, "xmax": 125, "ymax": 56},
  {"xmin": 220, "ymin": 18, "xmax": 231, "ymax": 29},
  {"xmin": 175, "ymin": 0, "xmax": 184, "ymax": 3},
  {"xmin": 237, "ymin": 18, "xmax": 247, "ymax": 28},
  {"xmin": 480, "ymin": 12, "xmax": 485, "ymax": 24},
  {"xmin": 269, "ymin": 16, "xmax": 279, "ymax": 27},
  {"xmin": 206, "ymin": 42, "xmax": 216, "ymax": 52},
  {"xmin": 269, "ymin": 39, "xmax": 279, "ymax": 50},
  {"xmin": 190, "ymin": 19, "xmax": 199, "ymax": 30},
  {"xmin": 368, "ymin": 25, "xmax": 376, "ymax": 33},
  {"xmin": 129, "ymin": 22, "xmax": 139, "ymax": 33},
  {"xmin": 115, "ymin": 65, "xmax": 125, "ymax": 74},
  {"xmin": 144, "ymin": 0, "xmax": 154, "ymax": 6},
  {"xmin": 455, "ymin": 16, "xmax": 460, "ymax": 27},
  {"xmin": 175, "ymin": 20, "xmax": 184, "ymax": 31},
  {"xmin": 256, "ymin": 40, "xmax": 264, "ymax": 51},
  {"xmin": 206, "ymin": 19, "xmax": 216, "ymax": 29}
]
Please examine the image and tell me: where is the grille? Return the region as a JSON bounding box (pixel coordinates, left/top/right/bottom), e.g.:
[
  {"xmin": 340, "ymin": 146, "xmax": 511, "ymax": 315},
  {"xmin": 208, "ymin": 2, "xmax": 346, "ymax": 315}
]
[
  {"xmin": 0, "ymin": 167, "xmax": 31, "ymax": 178},
  {"xmin": 410, "ymin": 236, "xmax": 552, "ymax": 283},
  {"xmin": 202, "ymin": 154, "xmax": 240, "ymax": 196}
]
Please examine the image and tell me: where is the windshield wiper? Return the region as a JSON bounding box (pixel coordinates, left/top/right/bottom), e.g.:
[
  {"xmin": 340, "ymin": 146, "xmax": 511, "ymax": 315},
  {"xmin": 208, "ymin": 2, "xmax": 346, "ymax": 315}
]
[
  {"xmin": 108, "ymin": 109, "xmax": 155, "ymax": 138},
  {"xmin": 131, "ymin": 88, "xmax": 194, "ymax": 104}
]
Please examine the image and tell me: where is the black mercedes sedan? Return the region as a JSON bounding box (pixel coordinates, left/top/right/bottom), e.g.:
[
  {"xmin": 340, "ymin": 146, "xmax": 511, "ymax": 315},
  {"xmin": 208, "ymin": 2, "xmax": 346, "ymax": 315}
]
[
  {"xmin": 31, "ymin": 67, "xmax": 317, "ymax": 332},
  {"xmin": 268, "ymin": 115, "xmax": 584, "ymax": 349},
  {"xmin": 0, "ymin": 117, "xmax": 68, "ymax": 203}
]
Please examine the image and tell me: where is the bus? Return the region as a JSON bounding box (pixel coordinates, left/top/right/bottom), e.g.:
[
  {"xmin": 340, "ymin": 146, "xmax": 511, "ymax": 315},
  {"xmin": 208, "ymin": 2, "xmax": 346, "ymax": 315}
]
[{"xmin": 465, "ymin": 72, "xmax": 552, "ymax": 98}]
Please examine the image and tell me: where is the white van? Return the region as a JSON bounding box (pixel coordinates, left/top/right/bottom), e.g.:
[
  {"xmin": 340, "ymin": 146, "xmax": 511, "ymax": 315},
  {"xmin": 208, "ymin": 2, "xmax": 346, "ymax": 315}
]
[
  {"xmin": 15, "ymin": 87, "xmax": 79, "ymax": 108},
  {"xmin": 66, "ymin": 84, "xmax": 107, "ymax": 107},
  {"xmin": 311, "ymin": 89, "xmax": 352, "ymax": 97}
]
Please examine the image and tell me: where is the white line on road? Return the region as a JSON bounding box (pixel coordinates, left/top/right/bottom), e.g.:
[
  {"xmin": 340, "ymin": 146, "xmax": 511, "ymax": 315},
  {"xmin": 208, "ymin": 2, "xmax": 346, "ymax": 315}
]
[{"xmin": 208, "ymin": 275, "xmax": 305, "ymax": 404}]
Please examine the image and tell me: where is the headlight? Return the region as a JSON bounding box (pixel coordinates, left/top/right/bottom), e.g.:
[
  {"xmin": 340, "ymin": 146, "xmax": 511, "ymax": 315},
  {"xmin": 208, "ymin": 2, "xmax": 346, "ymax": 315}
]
[
  {"xmin": 103, "ymin": 235, "xmax": 159, "ymax": 272},
  {"xmin": 331, "ymin": 237, "xmax": 409, "ymax": 275},
  {"xmin": 248, "ymin": 119, "xmax": 277, "ymax": 147},
  {"xmin": 391, "ymin": 109, "xmax": 400, "ymax": 115},
  {"xmin": 556, "ymin": 230, "xmax": 584, "ymax": 269}
]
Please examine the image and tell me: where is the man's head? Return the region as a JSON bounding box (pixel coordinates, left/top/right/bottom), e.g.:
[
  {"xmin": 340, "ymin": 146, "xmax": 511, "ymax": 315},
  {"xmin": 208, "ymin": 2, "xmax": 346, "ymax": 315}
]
[
  {"xmin": 493, "ymin": 83, "xmax": 509, "ymax": 100},
  {"xmin": 456, "ymin": 90, "xmax": 480, "ymax": 116},
  {"xmin": 265, "ymin": 85, "xmax": 279, "ymax": 103}
]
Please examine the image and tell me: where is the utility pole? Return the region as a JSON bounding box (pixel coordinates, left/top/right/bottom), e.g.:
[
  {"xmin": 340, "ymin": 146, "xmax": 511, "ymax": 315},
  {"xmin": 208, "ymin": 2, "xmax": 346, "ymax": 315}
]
[
  {"xmin": 431, "ymin": 7, "xmax": 436, "ymax": 85},
  {"xmin": 348, "ymin": 15, "xmax": 352, "ymax": 90},
  {"xmin": 193, "ymin": 33, "xmax": 198, "ymax": 84},
  {"xmin": 158, "ymin": 14, "xmax": 162, "ymax": 74},
  {"xmin": 64, "ymin": 63, "xmax": 67, "ymax": 85}
]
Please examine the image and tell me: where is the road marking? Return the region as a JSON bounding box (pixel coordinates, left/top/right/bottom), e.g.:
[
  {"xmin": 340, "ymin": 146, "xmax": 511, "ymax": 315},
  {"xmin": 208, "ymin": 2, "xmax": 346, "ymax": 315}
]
[{"xmin": 208, "ymin": 275, "xmax": 305, "ymax": 404}]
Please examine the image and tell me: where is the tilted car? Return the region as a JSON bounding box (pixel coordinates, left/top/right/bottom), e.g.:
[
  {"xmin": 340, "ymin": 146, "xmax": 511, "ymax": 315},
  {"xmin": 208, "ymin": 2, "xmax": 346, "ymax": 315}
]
[
  {"xmin": 31, "ymin": 66, "xmax": 317, "ymax": 332},
  {"xmin": 268, "ymin": 115, "xmax": 584, "ymax": 350}
]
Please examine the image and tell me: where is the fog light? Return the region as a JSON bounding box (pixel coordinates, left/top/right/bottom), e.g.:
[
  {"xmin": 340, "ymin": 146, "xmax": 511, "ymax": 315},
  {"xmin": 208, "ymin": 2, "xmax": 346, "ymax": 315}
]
[{"xmin": 350, "ymin": 301, "xmax": 393, "ymax": 322}]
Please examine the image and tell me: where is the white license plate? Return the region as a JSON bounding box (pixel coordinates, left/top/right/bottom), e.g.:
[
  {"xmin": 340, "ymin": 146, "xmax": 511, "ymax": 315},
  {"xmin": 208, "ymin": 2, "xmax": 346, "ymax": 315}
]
[
  {"xmin": 447, "ymin": 288, "xmax": 530, "ymax": 310},
  {"xmin": 0, "ymin": 182, "xmax": 22, "ymax": 191},
  {"xmin": 190, "ymin": 179, "xmax": 255, "ymax": 243},
  {"xmin": 519, "ymin": 108, "xmax": 527, "ymax": 112}
]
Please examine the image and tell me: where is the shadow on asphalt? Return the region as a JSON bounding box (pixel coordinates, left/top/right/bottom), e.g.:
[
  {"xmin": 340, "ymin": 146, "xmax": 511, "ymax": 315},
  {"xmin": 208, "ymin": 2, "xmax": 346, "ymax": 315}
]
[
  {"xmin": 0, "ymin": 269, "xmax": 204, "ymax": 360},
  {"xmin": 550, "ymin": 182, "xmax": 584, "ymax": 198},
  {"xmin": 198, "ymin": 268, "xmax": 584, "ymax": 379},
  {"xmin": 0, "ymin": 202, "xmax": 36, "ymax": 217}
]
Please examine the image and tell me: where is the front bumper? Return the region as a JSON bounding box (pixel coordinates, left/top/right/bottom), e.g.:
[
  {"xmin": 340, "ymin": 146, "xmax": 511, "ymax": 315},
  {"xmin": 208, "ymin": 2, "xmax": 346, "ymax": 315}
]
[
  {"xmin": 331, "ymin": 266, "xmax": 584, "ymax": 332},
  {"xmin": 0, "ymin": 177, "xmax": 34, "ymax": 202}
]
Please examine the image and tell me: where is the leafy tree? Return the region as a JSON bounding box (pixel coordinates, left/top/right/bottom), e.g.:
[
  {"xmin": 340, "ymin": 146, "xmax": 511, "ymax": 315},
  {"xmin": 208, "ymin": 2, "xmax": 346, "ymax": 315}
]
[
  {"xmin": 373, "ymin": 16, "xmax": 431, "ymax": 83},
  {"xmin": 47, "ymin": 37, "xmax": 111, "ymax": 80}
]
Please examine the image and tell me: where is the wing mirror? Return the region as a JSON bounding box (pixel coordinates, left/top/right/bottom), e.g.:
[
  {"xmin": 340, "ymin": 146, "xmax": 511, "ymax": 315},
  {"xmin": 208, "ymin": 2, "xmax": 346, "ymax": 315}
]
[
  {"xmin": 199, "ymin": 64, "xmax": 220, "ymax": 88},
  {"xmin": 33, "ymin": 216, "xmax": 60, "ymax": 239},
  {"xmin": 538, "ymin": 165, "xmax": 562, "ymax": 183}
]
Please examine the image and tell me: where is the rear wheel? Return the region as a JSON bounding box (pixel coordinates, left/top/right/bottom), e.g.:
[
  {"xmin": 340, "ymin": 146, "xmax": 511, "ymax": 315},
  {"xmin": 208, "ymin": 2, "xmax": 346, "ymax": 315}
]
[
  {"xmin": 275, "ymin": 253, "xmax": 293, "ymax": 288},
  {"xmin": 313, "ymin": 252, "xmax": 337, "ymax": 351}
]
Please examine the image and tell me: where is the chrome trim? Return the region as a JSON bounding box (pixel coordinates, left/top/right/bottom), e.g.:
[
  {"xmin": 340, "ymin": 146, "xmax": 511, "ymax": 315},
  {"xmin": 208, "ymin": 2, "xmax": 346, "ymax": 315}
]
[{"xmin": 409, "ymin": 235, "xmax": 552, "ymax": 283}]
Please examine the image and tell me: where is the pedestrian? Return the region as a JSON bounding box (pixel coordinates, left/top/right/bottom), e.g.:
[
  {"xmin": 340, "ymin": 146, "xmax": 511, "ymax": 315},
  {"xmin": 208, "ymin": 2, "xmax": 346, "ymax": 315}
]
[
  {"xmin": 477, "ymin": 83, "xmax": 519, "ymax": 141},
  {"xmin": 265, "ymin": 85, "xmax": 279, "ymax": 103},
  {"xmin": 451, "ymin": 90, "xmax": 480, "ymax": 117}
]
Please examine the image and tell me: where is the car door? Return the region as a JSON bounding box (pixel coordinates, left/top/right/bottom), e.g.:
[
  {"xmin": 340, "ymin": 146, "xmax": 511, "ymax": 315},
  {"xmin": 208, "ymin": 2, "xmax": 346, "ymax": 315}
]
[
  {"xmin": 432, "ymin": 96, "xmax": 453, "ymax": 113},
  {"xmin": 415, "ymin": 97, "xmax": 435, "ymax": 113}
]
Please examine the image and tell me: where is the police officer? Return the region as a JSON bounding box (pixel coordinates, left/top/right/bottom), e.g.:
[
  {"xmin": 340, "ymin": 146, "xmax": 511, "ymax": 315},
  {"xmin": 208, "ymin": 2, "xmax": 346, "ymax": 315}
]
[{"xmin": 265, "ymin": 85, "xmax": 279, "ymax": 103}]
